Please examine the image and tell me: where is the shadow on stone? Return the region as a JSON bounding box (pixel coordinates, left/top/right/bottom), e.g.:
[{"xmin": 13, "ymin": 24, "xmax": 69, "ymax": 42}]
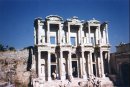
[{"xmin": 26, "ymin": 46, "xmax": 34, "ymax": 71}]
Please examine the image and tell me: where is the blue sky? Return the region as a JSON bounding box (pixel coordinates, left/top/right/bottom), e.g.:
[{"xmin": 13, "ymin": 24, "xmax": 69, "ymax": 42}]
[{"xmin": 0, "ymin": 0, "xmax": 129, "ymax": 52}]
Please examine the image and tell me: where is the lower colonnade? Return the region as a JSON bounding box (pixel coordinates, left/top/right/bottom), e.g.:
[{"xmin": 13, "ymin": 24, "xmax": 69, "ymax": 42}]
[{"xmin": 36, "ymin": 49, "xmax": 109, "ymax": 81}]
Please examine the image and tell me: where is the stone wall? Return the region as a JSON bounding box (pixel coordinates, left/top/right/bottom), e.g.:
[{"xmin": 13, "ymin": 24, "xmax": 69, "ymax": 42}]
[{"xmin": 0, "ymin": 48, "xmax": 35, "ymax": 87}]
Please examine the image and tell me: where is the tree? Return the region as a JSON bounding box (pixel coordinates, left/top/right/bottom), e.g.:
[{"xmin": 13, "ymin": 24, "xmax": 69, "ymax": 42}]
[
  {"xmin": 0, "ymin": 43, "xmax": 16, "ymax": 51},
  {"xmin": 9, "ymin": 47, "xmax": 16, "ymax": 51},
  {"xmin": 0, "ymin": 44, "xmax": 5, "ymax": 51}
]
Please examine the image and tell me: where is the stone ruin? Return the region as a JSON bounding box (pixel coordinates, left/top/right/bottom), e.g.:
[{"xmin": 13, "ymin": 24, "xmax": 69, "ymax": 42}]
[{"xmin": 0, "ymin": 47, "xmax": 35, "ymax": 87}]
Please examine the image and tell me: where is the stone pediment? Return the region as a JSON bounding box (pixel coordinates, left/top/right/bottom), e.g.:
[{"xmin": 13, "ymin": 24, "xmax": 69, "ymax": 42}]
[
  {"xmin": 88, "ymin": 18, "xmax": 100, "ymax": 24},
  {"xmin": 45, "ymin": 15, "xmax": 63, "ymax": 21},
  {"xmin": 67, "ymin": 16, "xmax": 81, "ymax": 23}
]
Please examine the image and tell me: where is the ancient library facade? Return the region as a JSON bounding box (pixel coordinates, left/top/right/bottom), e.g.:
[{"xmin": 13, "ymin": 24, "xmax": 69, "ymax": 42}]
[{"xmin": 33, "ymin": 15, "xmax": 110, "ymax": 83}]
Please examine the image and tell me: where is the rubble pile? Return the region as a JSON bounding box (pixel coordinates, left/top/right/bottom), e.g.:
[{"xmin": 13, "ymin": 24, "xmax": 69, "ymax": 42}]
[{"xmin": 0, "ymin": 49, "xmax": 33, "ymax": 87}]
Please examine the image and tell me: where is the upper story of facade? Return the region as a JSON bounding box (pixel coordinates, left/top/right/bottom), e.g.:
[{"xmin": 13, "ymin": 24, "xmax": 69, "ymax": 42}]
[{"xmin": 34, "ymin": 15, "xmax": 110, "ymax": 47}]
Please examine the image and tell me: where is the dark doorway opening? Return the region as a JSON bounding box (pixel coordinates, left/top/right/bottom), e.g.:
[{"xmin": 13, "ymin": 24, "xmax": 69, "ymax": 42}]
[
  {"xmin": 121, "ymin": 63, "xmax": 130, "ymax": 86},
  {"xmin": 51, "ymin": 65, "xmax": 56, "ymax": 80},
  {"xmin": 72, "ymin": 61, "xmax": 78, "ymax": 77},
  {"xmin": 103, "ymin": 52, "xmax": 109, "ymax": 75},
  {"xmin": 93, "ymin": 64, "xmax": 96, "ymax": 76}
]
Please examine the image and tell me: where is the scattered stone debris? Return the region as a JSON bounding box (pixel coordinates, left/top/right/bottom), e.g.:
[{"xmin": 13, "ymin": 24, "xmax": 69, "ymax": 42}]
[{"xmin": 0, "ymin": 49, "xmax": 34, "ymax": 87}]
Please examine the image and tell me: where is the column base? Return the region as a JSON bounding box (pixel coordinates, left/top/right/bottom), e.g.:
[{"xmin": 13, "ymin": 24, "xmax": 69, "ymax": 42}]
[
  {"xmin": 82, "ymin": 75, "xmax": 87, "ymax": 80},
  {"xmin": 68, "ymin": 75, "xmax": 73, "ymax": 82},
  {"xmin": 39, "ymin": 76, "xmax": 45, "ymax": 81},
  {"xmin": 39, "ymin": 79, "xmax": 44, "ymax": 87},
  {"xmin": 47, "ymin": 76, "xmax": 51, "ymax": 81},
  {"xmin": 60, "ymin": 75, "xmax": 66, "ymax": 80},
  {"xmin": 102, "ymin": 74, "xmax": 106, "ymax": 78},
  {"xmin": 32, "ymin": 78, "xmax": 45, "ymax": 87}
]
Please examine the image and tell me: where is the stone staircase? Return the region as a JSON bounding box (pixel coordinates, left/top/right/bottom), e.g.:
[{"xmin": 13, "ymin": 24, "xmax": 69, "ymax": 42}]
[{"xmin": 32, "ymin": 77, "xmax": 114, "ymax": 87}]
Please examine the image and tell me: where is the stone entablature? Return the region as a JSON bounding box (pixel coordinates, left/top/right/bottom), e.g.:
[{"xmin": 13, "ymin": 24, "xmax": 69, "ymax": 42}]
[{"xmin": 33, "ymin": 15, "xmax": 111, "ymax": 87}]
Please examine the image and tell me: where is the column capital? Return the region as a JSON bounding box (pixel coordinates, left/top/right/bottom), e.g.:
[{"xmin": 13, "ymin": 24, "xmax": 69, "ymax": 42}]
[
  {"xmin": 60, "ymin": 50, "xmax": 63, "ymax": 53},
  {"xmin": 80, "ymin": 24, "xmax": 83, "ymax": 28},
  {"xmin": 47, "ymin": 21, "xmax": 50, "ymax": 24},
  {"xmin": 38, "ymin": 50, "xmax": 41, "ymax": 53},
  {"xmin": 89, "ymin": 50, "xmax": 93, "ymax": 53},
  {"xmin": 81, "ymin": 50, "xmax": 84, "ymax": 52}
]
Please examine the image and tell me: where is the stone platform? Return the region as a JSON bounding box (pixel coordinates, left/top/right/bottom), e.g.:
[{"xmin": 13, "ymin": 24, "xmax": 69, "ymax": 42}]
[{"xmin": 32, "ymin": 77, "xmax": 114, "ymax": 87}]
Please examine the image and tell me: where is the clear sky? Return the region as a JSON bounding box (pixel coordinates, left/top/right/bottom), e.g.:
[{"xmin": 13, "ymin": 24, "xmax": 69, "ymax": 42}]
[{"xmin": 0, "ymin": 0, "xmax": 129, "ymax": 52}]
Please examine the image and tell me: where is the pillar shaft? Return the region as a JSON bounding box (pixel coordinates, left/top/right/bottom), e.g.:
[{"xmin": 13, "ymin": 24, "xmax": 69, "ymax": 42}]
[
  {"xmin": 89, "ymin": 51, "xmax": 93, "ymax": 75},
  {"xmin": 88, "ymin": 24, "xmax": 91, "ymax": 43},
  {"xmin": 103, "ymin": 29, "xmax": 106, "ymax": 44},
  {"xmin": 60, "ymin": 51, "xmax": 65, "ymax": 80},
  {"xmin": 88, "ymin": 53, "xmax": 90, "ymax": 76},
  {"xmin": 48, "ymin": 51, "xmax": 51, "ymax": 81},
  {"xmin": 79, "ymin": 56, "xmax": 82, "ymax": 78},
  {"xmin": 107, "ymin": 51, "xmax": 111, "ymax": 74},
  {"xmin": 38, "ymin": 24, "xmax": 41, "ymax": 44},
  {"xmin": 98, "ymin": 26, "xmax": 101, "ymax": 44},
  {"xmin": 80, "ymin": 25, "xmax": 83, "ymax": 45},
  {"xmin": 38, "ymin": 51, "xmax": 41, "ymax": 77},
  {"xmin": 105, "ymin": 24, "xmax": 109, "ymax": 44},
  {"xmin": 95, "ymin": 28, "xmax": 98, "ymax": 44},
  {"xmin": 100, "ymin": 49, "xmax": 105, "ymax": 77},
  {"xmin": 47, "ymin": 22, "xmax": 50, "ymax": 44},
  {"xmin": 59, "ymin": 23, "xmax": 62, "ymax": 45},
  {"xmin": 34, "ymin": 27, "xmax": 36, "ymax": 44},
  {"xmin": 82, "ymin": 51, "xmax": 87, "ymax": 79},
  {"xmin": 78, "ymin": 27, "xmax": 80, "ymax": 45},
  {"xmin": 60, "ymin": 51, "xmax": 63, "ymax": 76},
  {"xmin": 68, "ymin": 24, "xmax": 70, "ymax": 44},
  {"xmin": 68, "ymin": 51, "xmax": 73, "ymax": 79}
]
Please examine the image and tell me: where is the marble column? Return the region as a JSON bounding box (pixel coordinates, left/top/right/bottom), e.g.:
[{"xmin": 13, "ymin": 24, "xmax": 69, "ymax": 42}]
[
  {"xmin": 47, "ymin": 22, "xmax": 50, "ymax": 44},
  {"xmin": 105, "ymin": 24, "xmax": 109, "ymax": 44},
  {"xmin": 88, "ymin": 24, "xmax": 91, "ymax": 43},
  {"xmin": 78, "ymin": 26, "xmax": 80, "ymax": 45},
  {"xmin": 47, "ymin": 51, "xmax": 51, "ymax": 81},
  {"xmin": 42, "ymin": 26, "xmax": 45, "ymax": 44},
  {"xmin": 34, "ymin": 27, "xmax": 36, "ymax": 44},
  {"xmin": 68, "ymin": 51, "xmax": 73, "ymax": 80},
  {"xmin": 38, "ymin": 24, "xmax": 41, "ymax": 45},
  {"xmin": 87, "ymin": 52, "xmax": 90, "ymax": 77},
  {"xmin": 38, "ymin": 51, "xmax": 41, "ymax": 77},
  {"xmin": 100, "ymin": 50, "xmax": 105, "ymax": 77},
  {"xmin": 103, "ymin": 28, "xmax": 106, "ymax": 44},
  {"xmin": 68, "ymin": 23, "xmax": 70, "ymax": 45},
  {"xmin": 80, "ymin": 25, "xmax": 83, "ymax": 45},
  {"xmin": 95, "ymin": 27, "xmax": 98, "ymax": 44},
  {"xmin": 98, "ymin": 26, "xmax": 101, "ymax": 44},
  {"xmin": 59, "ymin": 23, "xmax": 62, "ymax": 45},
  {"xmin": 79, "ymin": 53, "xmax": 83, "ymax": 78},
  {"xmin": 60, "ymin": 51, "xmax": 65, "ymax": 80},
  {"xmin": 97, "ymin": 55, "xmax": 101, "ymax": 77},
  {"xmin": 82, "ymin": 51, "xmax": 87, "ymax": 79},
  {"xmin": 89, "ymin": 51, "xmax": 93, "ymax": 76},
  {"xmin": 107, "ymin": 51, "xmax": 111, "ymax": 74}
]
